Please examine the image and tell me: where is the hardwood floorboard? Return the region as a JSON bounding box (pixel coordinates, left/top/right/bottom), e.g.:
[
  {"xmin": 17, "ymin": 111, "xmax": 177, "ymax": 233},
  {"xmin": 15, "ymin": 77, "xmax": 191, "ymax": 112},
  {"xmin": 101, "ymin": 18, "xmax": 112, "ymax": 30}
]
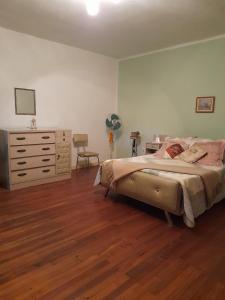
[{"xmin": 0, "ymin": 167, "xmax": 225, "ymax": 299}]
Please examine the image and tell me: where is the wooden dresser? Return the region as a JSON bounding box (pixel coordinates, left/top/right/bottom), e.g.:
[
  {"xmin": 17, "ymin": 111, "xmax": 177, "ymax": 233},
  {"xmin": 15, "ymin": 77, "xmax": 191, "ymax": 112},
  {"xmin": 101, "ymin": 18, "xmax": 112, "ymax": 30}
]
[{"xmin": 0, "ymin": 128, "xmax": 72, "ymax": 191}]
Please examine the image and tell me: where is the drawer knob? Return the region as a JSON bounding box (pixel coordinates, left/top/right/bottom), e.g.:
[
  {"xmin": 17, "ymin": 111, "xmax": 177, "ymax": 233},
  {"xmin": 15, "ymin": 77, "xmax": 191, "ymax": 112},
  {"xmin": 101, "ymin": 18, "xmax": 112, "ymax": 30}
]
[
  {"xmin": 17, "ymin": 149, "xmax": 26, "ymax": 153},
  {"xmin": 42, "ymin": 158, "xmax": 50, "ymax": 162},
  {"xmin": 17, "ymin": 173, "xmax": 27, "ymax": 177},
  {"xmin": 16, "ymin": 137, "xmax": 26, "ymax": 141},
  {"xmin": 42, "ymin": 169, "xmax": 50, "ymax": 173},
  {"xmin": 42, "ymin": 147, "xmax": 50, "ymax": 151},
  {"xmin": 42, "ymin": 136, "xmax": 50, "ymax": 140},
  {"xmin": 17, "ymin": 161, "xmax": 27, "ymax": 165}
]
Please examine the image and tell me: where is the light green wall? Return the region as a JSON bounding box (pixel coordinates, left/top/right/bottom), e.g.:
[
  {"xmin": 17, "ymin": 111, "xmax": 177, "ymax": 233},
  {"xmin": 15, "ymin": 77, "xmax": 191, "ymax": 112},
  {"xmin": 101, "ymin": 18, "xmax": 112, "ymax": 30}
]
[{"xmin": 117, "ymin": 38, "xmax": 225, "ymax": 158}]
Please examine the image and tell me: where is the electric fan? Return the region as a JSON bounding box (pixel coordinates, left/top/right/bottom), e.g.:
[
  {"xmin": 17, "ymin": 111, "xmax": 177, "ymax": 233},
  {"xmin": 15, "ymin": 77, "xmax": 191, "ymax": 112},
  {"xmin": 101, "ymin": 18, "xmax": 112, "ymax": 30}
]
[
  {"xmin": 106, "ymin": 114, "xmax": 122, "ymax": 131},
  {"xmin": 105, "ymin": 113, "xmax": 122, "ymax": 158}
]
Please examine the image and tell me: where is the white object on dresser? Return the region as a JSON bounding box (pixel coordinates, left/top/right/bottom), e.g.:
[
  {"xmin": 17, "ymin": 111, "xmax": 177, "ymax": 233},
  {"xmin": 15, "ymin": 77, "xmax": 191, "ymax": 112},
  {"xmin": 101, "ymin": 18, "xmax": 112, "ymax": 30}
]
[{"xmin": 0, "ymin": 128, "xmax": 72, "ymax": 191}]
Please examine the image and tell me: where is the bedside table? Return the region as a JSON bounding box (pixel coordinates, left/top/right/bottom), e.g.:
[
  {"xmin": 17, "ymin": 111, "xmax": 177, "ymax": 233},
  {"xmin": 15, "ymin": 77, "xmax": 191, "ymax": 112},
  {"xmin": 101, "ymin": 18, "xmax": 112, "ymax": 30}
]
[{"xmin": 146, "ymin": 142, "xmax": 163, "ymax": 154}]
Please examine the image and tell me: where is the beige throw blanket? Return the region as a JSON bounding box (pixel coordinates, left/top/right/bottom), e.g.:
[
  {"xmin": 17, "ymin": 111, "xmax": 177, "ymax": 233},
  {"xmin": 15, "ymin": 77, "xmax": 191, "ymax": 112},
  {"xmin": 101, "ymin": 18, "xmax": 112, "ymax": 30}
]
[{"xmin": 103, "ymin": 160, "xmax": 222, "ymax": 208}]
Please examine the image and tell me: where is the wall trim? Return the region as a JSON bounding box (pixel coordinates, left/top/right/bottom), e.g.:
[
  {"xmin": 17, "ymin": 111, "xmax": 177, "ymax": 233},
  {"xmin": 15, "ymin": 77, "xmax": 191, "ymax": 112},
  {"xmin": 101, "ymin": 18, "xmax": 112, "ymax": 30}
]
[{"xmin": 119, "ymin": 34, "xmax": 225, "ymax": 62}]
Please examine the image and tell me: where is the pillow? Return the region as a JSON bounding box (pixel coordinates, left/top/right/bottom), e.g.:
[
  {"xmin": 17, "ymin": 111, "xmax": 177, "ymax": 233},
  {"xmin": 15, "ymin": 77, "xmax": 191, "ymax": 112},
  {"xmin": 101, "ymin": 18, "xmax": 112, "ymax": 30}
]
[
  {"xmin": 154, "ymin": 142, "xmax": 168, "ymax": 158},
  {"xmin": 164, "ymin": 143, "xmax": 185, "ymax": 159},
  {"xmin": 190, "ymin": 139, "xmax": 225, "ymax": 163},
  {"xmin": 175, "ymin": 144, "xmax": 207, "ymax": 163},
  {"xmin": 155, "ymin": 140, "xmax": 188, "ymax": 159},
  {"xmin": 189, "ymin": 137, "xmax": 225, "ymax": 145},
  {"xmin": 194, "ymin": 141, "xmax": 225, "ymax": 166},
  {"xmin": 165, "ymin": 137, "xmax": 195, "ymax": 146}
]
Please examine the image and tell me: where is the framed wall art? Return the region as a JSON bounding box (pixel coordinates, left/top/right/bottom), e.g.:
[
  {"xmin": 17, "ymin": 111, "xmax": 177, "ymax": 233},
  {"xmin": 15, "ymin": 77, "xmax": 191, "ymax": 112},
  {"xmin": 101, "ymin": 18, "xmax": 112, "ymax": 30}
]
[{"xmin": 195, "ymin": 96, "xmax": 215, "ymax": 113}]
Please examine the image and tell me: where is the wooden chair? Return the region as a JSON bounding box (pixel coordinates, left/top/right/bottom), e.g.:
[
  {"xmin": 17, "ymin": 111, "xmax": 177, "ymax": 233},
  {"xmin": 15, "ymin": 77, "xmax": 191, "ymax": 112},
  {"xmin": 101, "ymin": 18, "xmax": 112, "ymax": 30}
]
[{"xmin": 73, "ymin": 134, "xmax": 100, "ymax": 169}]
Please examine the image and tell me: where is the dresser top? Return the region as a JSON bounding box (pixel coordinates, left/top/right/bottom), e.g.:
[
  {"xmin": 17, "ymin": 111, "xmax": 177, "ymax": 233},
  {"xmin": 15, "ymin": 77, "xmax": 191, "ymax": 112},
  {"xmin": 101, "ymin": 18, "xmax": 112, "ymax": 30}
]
[{"xmin": 1, "ymin": 128, "xmax": 71, "ymax": 133}]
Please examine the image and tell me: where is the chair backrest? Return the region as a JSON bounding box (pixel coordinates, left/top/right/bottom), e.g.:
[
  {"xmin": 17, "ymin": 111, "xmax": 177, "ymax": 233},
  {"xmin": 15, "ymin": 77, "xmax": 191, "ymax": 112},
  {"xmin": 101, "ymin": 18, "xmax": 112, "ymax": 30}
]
[{"xmin": 73, "ymin": 134, "xmax": 88, "ymax": 153}]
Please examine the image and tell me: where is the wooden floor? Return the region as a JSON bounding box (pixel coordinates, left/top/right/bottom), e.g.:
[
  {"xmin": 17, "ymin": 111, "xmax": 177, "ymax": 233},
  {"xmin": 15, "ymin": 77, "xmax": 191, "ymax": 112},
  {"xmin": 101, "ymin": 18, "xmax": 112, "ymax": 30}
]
[{"xmin": 1, "ymin": 167, "xmax": 225, "ymax": 300}]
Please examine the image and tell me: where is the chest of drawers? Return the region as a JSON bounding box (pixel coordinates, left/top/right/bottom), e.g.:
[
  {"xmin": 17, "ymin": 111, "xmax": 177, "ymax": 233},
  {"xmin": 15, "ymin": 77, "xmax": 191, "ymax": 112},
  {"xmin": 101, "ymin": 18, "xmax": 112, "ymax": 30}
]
[{"xmin": 0, "ymin": 128, "xmax": 72, "ymax": 191}]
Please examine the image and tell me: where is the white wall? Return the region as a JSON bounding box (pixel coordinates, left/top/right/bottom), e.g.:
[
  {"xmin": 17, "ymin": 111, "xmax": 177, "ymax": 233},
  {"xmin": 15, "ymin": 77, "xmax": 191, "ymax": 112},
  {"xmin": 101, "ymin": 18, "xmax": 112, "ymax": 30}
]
[{"xmin": 0, "ymin": 26, "xmax": 118, "ymax": 167}]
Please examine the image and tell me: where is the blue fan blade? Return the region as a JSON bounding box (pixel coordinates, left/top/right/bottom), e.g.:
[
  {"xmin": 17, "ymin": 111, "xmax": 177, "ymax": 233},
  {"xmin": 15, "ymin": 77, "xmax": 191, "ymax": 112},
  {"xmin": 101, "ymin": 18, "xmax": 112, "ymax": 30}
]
[
  {"xmin": 111, "ymin": 114, "xmax": 119, "ymax": 120},
  {"xmin": 106, "ymin": 119, "xmax": 113, "ymax": 128}
]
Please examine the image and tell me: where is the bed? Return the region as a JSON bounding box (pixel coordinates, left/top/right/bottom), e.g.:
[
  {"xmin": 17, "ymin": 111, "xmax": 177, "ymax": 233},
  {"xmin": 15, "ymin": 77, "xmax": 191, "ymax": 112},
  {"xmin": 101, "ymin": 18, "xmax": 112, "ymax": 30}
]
[{"xmin": 95, "ymin": 139, "xmax": 225, "ymax": 228}]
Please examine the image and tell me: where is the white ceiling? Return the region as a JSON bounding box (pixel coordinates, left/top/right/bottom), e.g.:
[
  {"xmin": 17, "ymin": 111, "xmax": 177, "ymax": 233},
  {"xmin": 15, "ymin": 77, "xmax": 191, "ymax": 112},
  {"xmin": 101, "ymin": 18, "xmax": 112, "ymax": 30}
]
[{"xmin": 0, "ymin": 0, "xmax": 225, "ymax": 58}]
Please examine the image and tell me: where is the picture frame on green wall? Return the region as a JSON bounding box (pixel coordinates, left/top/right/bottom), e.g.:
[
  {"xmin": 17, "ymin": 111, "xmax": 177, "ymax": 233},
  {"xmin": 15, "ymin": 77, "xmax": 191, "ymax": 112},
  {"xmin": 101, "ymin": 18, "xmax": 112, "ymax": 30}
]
[{"xmin": 196, "ymin": 96, "xmax": 215, "ymax": 113}]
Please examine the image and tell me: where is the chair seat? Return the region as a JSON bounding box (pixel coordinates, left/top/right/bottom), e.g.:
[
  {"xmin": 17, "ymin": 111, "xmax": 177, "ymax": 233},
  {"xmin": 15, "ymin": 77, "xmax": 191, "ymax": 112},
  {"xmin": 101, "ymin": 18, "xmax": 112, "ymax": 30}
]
[{"xmin": 78, "ymin": 152, "xmax": 99, "ymax": 157}]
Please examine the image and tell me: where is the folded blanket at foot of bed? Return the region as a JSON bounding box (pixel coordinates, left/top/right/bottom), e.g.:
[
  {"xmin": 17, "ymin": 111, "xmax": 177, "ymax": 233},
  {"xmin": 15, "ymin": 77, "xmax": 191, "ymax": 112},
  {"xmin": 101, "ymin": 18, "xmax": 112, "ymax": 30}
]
[
  {"xmin": 101, "ymin": 159, "xmax": 222, "ymax": 208},
  {"xmin": 98, "ymin": 156, "xmax": 224, "ymax": 228}
]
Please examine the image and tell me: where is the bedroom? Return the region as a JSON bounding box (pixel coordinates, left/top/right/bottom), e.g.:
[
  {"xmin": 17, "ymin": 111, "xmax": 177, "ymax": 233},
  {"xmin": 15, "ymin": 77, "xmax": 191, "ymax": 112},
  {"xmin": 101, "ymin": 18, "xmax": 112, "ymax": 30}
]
[{"xmin": 0, "ymin": 0, "xmax": 225, "ymax": 299}]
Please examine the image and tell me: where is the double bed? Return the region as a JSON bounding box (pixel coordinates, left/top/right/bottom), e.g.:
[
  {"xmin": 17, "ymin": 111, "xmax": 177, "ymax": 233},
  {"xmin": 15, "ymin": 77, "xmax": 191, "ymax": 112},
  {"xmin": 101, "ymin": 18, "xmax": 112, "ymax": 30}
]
[{"xmin": 96, "ymin": 141, "xmax": 225, "ymax": 228}]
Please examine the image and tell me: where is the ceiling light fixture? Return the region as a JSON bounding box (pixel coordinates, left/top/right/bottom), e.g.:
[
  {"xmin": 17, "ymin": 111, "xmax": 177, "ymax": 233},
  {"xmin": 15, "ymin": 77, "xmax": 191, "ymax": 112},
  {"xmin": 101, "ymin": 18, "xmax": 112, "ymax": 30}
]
[
  {"xmin": 85, "ymin": 0, "xmax": 100, "ymax": 16},
  {"xmin": 85, "ymin": 0, "xmax": 120, "ymax": 16}
]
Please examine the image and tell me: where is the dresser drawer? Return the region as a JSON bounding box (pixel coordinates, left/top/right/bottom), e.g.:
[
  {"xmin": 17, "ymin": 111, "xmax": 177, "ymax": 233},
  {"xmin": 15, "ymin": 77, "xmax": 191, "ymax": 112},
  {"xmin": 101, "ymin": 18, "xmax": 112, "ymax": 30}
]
[
  {"xmin": 10, "ymin": 144, "xmax": 56, "ymax": 158},
  {"xmin": 11, "ymin": 155, "xmax": 56, "ymax": 171},
  {"xmin": 10, "ymin": 132, "xmax": 55, "ymax": 146},
  {"xmin": 11, "ymin": 166, "xmax": 56, "ymax": 184}
]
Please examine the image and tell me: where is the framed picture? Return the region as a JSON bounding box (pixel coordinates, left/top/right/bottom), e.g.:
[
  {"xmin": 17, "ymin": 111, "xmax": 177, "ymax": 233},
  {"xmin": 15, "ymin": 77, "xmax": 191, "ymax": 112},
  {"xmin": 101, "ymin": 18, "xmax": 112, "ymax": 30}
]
[
  {"xmin": 15, "ymin": 88, "xmax": 36, "ymax": 115},
  {"xmin": 196, "ymin": 96, "xmax": 215, "ymax": 113}
]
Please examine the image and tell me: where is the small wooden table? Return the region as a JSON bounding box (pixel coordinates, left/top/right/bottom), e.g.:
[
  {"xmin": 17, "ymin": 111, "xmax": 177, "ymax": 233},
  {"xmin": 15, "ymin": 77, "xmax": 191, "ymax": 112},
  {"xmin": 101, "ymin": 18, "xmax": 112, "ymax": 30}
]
[{"xmin": 146, "ymin": 142, "xmax": 163, "ymax": 154}]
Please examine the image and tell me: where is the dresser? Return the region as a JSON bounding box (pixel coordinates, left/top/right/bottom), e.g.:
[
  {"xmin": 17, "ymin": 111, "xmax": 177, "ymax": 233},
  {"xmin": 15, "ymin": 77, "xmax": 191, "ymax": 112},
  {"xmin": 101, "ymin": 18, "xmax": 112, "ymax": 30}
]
[{"xmin": 0, "ymin": 128, "xmax": 72, "ymax": 191}]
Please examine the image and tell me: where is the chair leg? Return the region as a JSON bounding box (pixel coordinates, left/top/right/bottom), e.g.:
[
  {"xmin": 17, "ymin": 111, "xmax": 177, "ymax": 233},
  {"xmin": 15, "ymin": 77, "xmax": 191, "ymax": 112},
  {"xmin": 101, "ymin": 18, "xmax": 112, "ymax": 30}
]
[
  {"xmin": 164, "ymin": 211, "xmax": 173, "ymax": 227},
  {"xmin": 97, "ymin": 155, "xmax": 100, "ymax": 165},
  {"xmin": 76, "ymin": 156, "xmax": 79, "ymax": 169}
]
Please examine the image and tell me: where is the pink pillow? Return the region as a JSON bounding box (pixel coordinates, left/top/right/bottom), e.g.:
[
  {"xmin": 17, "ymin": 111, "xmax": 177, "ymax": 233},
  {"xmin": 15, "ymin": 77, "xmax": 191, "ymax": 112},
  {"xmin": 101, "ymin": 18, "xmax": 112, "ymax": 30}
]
[
  {"xmin": 195, "ymin": 141, "xmax": 225, "ymax": 166},
  {"xmin": 155, "ymin": 140, "xmax": 188, "ymax": 159},
  {"xmin": 189, "ymin": 138, "xmax": 225, "ymax": 145},
  {"xmin": 165, "ymin": 137, "xmax": 195, "ymax": 146}
]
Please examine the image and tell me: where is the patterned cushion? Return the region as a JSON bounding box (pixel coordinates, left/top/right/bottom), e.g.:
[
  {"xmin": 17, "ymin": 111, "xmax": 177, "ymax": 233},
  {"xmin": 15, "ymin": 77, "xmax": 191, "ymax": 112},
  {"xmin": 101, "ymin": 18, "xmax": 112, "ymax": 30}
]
[
  {"xmin": 164, "ymin": 143, "xmax": 185, "ymax": 159},
  {"xmin": 155, "ymin": 140, "xmax": 188, "ymax": 159},
  {"xmin": 176, "ymin": 145, "xmax": 207, "ymax": 163}
]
